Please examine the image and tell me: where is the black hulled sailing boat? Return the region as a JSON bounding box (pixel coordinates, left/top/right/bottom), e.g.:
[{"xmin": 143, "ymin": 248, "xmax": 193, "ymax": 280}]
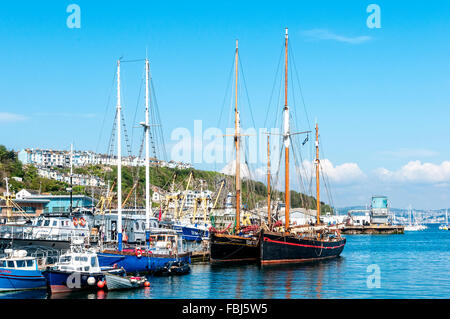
[
  {"xmin": 209, "ymin": 40, "xmax": 261, "ymax": 263},
  {"xmin": 260, "ymin": 29, "xmax": 346, "ymax": 265}
]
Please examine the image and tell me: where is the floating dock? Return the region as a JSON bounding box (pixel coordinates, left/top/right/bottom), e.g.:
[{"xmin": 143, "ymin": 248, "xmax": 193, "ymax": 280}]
[{"xmin": 341, "ymin": 225, "xmax": 404, "ymax": 234}]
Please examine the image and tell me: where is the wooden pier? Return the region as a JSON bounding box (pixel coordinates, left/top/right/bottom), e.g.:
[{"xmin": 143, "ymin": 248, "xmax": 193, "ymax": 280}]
[
  {"xmin": 191, "ymin": 250, "xmax": 210, "ymax": 263},
  {"xmin": 341, "ymin": 225, "xmax": 404, "ymax": 235}
]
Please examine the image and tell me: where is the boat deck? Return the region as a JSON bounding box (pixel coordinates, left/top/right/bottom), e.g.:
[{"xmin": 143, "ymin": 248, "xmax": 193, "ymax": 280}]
[{"xmin": 341, "ymin": 225, "xmax": 404, "ymax": 234}]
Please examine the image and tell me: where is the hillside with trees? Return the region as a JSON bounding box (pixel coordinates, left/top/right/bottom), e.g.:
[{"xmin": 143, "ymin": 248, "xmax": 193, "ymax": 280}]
[{"xmin": 0, "ymin": 145, "xmax": 333, "ymax": 214}]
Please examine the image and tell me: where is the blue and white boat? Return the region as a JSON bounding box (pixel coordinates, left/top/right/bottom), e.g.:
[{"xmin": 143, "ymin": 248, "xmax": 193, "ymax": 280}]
[
  {"xmin": 173, "ymin": 221, "xmax": 209, "ymax": 242},
  {"xmin": 97, "ymin": 59, "xmax": 191, "ymax": 275},
  {"xmin": 0, "ymin": 249, "xmax": 47, "ymax": 292},
  {"xmin": 98, "ymin": 229, "xmax": 191, "ymax": 274},
  {"xmin": 43, "ymin": 238, "xmax": 123, "ymax": 294}
]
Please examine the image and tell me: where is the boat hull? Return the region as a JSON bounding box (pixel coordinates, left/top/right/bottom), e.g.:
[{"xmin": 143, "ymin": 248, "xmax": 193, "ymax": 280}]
[
  {"xmin": 104, "ymin": 273, "xmax": 145, "ymax": 290},
  {"xmin": 43, "ymin": 270, "xmax": 105, "ymax": 293},
  {"xmin": 98, "ymin": 250, "xmax": 191, "ymax": 274},
  {"xmin": 260, "ymin": 230, "xmax": 346, "ymax": 264},
  {"xmin": 0, "ymin": 269, "xmax": 47, "ymax": 292},
  {"xmin": 173, "ymin": 225, "xmax": 209, "ymax": 242},
  {"xmin": 0, "ymin": 238, "xmax": 72, "ymax": 250},
  {"xmin": 209, "ymin": 232, "xmax": 260, "ymax": 263}
]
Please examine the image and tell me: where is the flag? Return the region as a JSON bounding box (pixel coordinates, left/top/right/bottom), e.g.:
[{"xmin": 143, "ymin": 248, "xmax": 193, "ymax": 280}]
[
  {"xmin": 158, "ymin": 208, "xmax": 162, "ymax": 221},
  {"xmin": 302, "ymin": 134, "xmax": 309, "ymax": 146}
]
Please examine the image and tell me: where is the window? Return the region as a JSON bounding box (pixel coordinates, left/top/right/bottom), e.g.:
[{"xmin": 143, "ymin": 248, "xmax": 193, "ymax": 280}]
[
  {"xmin": 16, "ymin": 260, "xmax": 26, "ymax": 268},
  {"xmin": 44, "ymin": 220, "xmax": 50, "ymax": 227},
  {"xmin": 90, "ymin": 257, "xmax": 97, "ymax": 268},
  {"xmin": 135, "ymin": 222, "xmax": 139, "ymax": 231},
  {"xmin": 60, "ymin": 256, "xmax": 71, "ymax": 263},
  {"xmin": 23, "ymin": 207, "xmax": 36, "ymax": 214},
  {"xmin": 0, "ymin": 261, "xmax": 6, "ymax": 267},
  {"xmin": 52, "ymin": 220, "xmax": 57, "ymax": 226},
  {"xmin": 26, "ymin": 260, "xmax": 34, "ymax": 267},
  {"xmin": 7, "ymin": 261, "xmax": 15, "ymax": 268},
  {"xmin": 36, "ymin": 220, "xmax": 43, "ymax": 227}
]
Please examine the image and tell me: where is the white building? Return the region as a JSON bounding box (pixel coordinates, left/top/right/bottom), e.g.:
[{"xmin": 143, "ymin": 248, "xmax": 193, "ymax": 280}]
[{"xmin": 18, "ymin": 148, "xmax": 191, "ymax": 170}]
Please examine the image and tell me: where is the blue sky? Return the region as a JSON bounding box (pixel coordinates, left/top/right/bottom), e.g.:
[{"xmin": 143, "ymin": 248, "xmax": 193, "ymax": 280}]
[{"xmin": 1, "ymin": 1, "xmax": 450, "ymax": 209}]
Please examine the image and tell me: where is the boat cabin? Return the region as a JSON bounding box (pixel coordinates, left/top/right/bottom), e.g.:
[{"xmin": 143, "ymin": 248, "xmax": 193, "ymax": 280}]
[
  {"xmin": 30, "ymin": 213, "xmax": 90, "ymax": 240},
  {"xmin": 93, "ymin": 210, "xmax": 160, "ymax": 244},
  {"xmin": 54, "ymin": 246, "xmax": 101, "ymax": 274},
  {"xmin": 149, "ymin": 231, "xmax": 185, "ymax": 254},
  {"xmin": 0, "ymin": 250, "xmax": 39, "ymax": 271}
]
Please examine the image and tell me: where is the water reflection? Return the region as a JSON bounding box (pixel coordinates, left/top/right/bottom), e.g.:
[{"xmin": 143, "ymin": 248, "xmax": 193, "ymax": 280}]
[
  {"xmin": 259, "ymin": 257, "xmax": 344, "ymax": 299},
  {"xmin": 4, "ymin": 227, "xmax": 447, "ymax": 299},
  {"xmin": 0, "ymin": 289, "xmax": 47, "ymax": 299}
]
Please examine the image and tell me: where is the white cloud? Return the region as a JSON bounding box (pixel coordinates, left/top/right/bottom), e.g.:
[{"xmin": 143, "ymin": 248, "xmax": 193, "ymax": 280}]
[
  {"xmin": 256, "ymin": 159, "xmax": 366, "ymax": 186},
  {"xmin": 0, "ymin": 112, "xmax": 28, "ymax": 122},
  {"xmin": 302, "ymin": 29, "xmax": 372, "ymax": 44},
  {"xmin": 220, "ymin": 159, "xmax": 251, "ymax": 179},
  {"xmin": 303, "ymin": 159, "xmax": 366, "ymax": 184},
  {"xmin": 375, "ymin": 160, "xmax": 450, "ymax": 184}
]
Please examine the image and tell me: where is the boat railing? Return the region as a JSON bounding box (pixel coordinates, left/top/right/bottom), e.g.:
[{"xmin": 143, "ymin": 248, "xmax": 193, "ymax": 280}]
[{"xmin": 0, "ymin": 224, "xmax": 94, "ymax": 242}]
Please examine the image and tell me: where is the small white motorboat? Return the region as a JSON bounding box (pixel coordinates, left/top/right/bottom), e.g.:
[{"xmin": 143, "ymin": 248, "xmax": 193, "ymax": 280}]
[{"xmin": 103, "ymin": 273, "xmax": 148, "ymax": 291}]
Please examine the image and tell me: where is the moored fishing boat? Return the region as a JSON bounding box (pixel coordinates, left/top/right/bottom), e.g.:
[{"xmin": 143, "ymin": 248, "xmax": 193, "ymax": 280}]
[
  {"xmin": 260, "ymin": 29, "xmax": 346, "ymax": 265},
  {"xmin": 0, "ymin": 249, "xmax": 47, "ymax": 292},
  {"xmin": 153, "ymin": 260, "xmax": 190, "ymax": 276},
  {"xmin": 98, "ymin": 229, "xmax": 191, "ymax": 273},
  {"xmin": 209, "ymin": 40, "xmax": 261, "ymax": 263},
  {"xmin": 43, "ymin": 238, "xmax": 123, "ymax": 293},
  {"xmin": 96, "ymin": 59, "xmax": 191, "ymax": 274}
]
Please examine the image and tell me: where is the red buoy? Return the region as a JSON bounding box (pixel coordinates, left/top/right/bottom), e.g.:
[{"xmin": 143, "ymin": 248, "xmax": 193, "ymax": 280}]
[
  {"xmin": 144, "ymin": 281, "xmax": 150, "ymax": 287},
  {"xmin": 97, "ymin": 280, "xmax": 105, "ymax": 289}
]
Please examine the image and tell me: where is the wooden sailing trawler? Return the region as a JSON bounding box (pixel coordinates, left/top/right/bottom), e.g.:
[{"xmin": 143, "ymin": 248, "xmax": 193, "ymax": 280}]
[
  {"xmin": 209, "ymin": 40, "xmax": 261, "ymax": 263},
  {"xmin": 260, "ymin": 29, "xmax": 346, "ymax": 264}
]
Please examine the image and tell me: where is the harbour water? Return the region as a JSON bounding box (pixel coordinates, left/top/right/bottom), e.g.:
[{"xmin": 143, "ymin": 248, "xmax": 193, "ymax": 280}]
[{"xmin": 1, "ymin": 224, "xmax": 448, "ymax": 299}]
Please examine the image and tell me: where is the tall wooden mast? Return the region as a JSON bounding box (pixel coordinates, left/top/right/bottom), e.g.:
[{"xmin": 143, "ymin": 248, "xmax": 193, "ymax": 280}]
[
  {"xmin": 283, "ymin": 28, "xmax": 290, "ymax": 231},
  {"xmin": 235, "ymin": 39, "xmax": 241, "ymax": 232},
  {"xmin": 267, "ymin": 135, "xmax": 271, "ymax": 227},
  {"xmin": 315, "ymin": 123, "xmax": 321, "ymax": 224}
]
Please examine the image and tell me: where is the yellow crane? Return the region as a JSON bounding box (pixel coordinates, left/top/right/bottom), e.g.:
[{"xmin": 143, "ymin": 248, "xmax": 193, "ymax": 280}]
[
  {"xmin": 96, "ymin": 181, "xmax": 115, "ymax": 215},
  {"xmin": 177, "ymin": 172, "xmax": 193, "ymax": 220}
]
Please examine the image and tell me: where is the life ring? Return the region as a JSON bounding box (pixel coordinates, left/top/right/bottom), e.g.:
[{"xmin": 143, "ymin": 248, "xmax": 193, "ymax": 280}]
[
  {"xmin": 79, "ymin": 217, "xmax": 86, "ymax": 227},
  {"xmin": 135, "ymin": 248, "xmax": 142, "ymax": 258},
  {"xmin": 73, "ymin": 217, "xmax": 78, "ymax": 227}
]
